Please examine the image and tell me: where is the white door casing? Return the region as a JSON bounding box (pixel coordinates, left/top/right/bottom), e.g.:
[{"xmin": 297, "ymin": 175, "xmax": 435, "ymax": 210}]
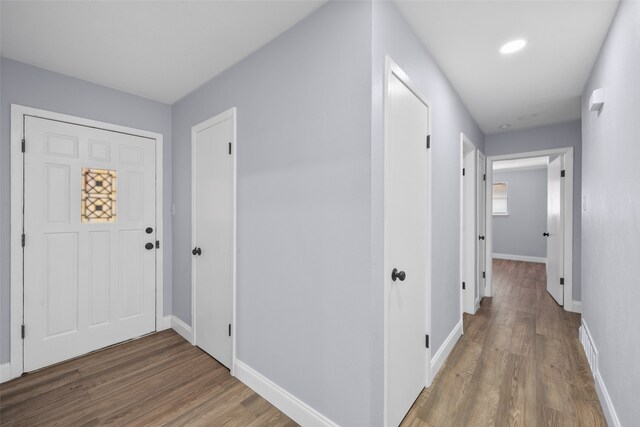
[
  {"xmin": 23, "ymin": 116, "xmax": 157, "ymax": 372},
  {"xmin": 477, "ymin": 152, "xmax": 486, "ymax": 303},
  {"xmin": 546, "ymin": 156, "xmax": 564, "ymax": 305},
  {"xmin": 384, "ymin": 58, "xmax": 431, "ymax": 427},
  {"xmin": 191, "ymin": 108, "xmax": 236, "ymax": 371}
]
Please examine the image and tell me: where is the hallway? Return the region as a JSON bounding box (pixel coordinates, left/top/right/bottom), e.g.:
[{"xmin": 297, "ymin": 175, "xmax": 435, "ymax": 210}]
[{"xmin": 402, "ymin": 259, "xmax": 606, "ymax": 426}]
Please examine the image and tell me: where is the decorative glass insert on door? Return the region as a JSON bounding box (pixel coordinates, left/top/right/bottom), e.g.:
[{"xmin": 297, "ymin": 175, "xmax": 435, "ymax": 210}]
[{"xmin": 81, "ymin": 168, "xmax": 117, "ymax": 223}]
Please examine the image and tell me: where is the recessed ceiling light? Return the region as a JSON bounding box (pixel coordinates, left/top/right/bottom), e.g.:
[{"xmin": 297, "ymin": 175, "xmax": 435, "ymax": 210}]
[
  {"xmin": 499, "ymin": 124, "xmax": 511, "ymax": 129},
  {"xmin": 500, "ymin": 39, "xmax": 527, "ymax": 54}
]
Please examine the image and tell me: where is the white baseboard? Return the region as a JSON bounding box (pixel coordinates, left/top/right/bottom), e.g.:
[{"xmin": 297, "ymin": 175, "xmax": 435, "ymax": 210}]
[
  {"xmin": 570, "ymin": 300, "xmax": 582, "ymax": 313},
  {"xmin": 579, "ymin": 320, "xmax": 621, "ymax": 427},
  {"xmin": 234, "ymin": 360, "xmax": 338, "ymax": 427},
  {"xmin": 171, "ymin": 315, "xmax": 193, "ymax": 343},
  {"xmin": 0, "ymin": 363, "xmax": 12, "ymax": 384},
  {"xmin": 493, "ymin": 253, "xmax": 546, "ymax": 264},
  {"xmin": 430, "ymin": 319, "xmax": 463, "ymax": 384},
  {"xmin": 159, "ymin": 315, "xmax": 172, "ymax": 331}
]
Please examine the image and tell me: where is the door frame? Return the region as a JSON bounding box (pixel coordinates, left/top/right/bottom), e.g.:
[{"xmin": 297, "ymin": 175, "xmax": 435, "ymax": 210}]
[
  {"xmin": 190, "ymin": 107, "xmax": 237, "ymax": 375},
  {"xmin": 9, "ymin": 104, "xmax": 165, "ymax": 381},
  {"xmin": 485, "ymin": 147, "xmax": 575, "ymax": 312},
  {"xmin": 477, "ymin": 150, "xmax": 487, "ymax": 305},
  {"xmin": 459, "ymin": 133, "xmax": 477, "ymax": 317},
  {"xmin": 383, "ymin": 56, "xmax": 433, "ymax": 426}
]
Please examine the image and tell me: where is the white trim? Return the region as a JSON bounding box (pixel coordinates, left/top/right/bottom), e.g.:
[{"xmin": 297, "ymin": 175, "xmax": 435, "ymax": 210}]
[
  {"xmin": 430, "ymin": 320, "xmax": 462, "ymax": 382},
  {"xmin": 477, "ymin": 151, "xmax": 487, "ymax": 302},
  {"xmin": 0, "ymin": 363, "xmax": 12, "ymax": 384},
  {"xmin": 170, "ymin": 315, "xmax": 193, "ymax": 343},
  {"xmin": 492, "ymin": 253, "xmax": 547, "ymax": 264},
  {"xmin": 190, "ymin": 107, "xmax": 237, "ymax": 375},
  {"xmin": 383, "ymin": 56, "xmax": 433, "ymax": 425},
  {"xmin": 160, "ymin": 315, "xmax": 172, "ymax": 330},
  {"xmin": 571, "ymin": 300, "xmax": 582, "ymax": 313},
  {"xmin": 485, "ymin": 147, "xmax": 574, "ymax": 311},
  {"xmin": 234, "ymin": 360, "xmax": 338, "ymax": 427},
  {"xmin": 580, "ymin": 320, "xmax": 621, "ymax": 427},
  {"xmin": 10, "ymin": 104, "xmax": 164, "ymax": 381}
]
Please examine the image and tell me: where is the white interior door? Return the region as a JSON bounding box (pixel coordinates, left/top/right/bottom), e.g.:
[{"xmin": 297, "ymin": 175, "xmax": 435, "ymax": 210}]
[
  {"xmin": 477, "ymin": 152, "xmax": 486, "ymax": 302},
  {"xmin": 192, "ymin": 113, "xmax": 234, "ymax": 369},
  {"xmin": 385, "ymin": 71, "xmax": 429, "ymax": 427},
  {"xmin": 23, "ymin": 116, "xmax": 156, "ymax": 372},
  {"xmin": 462, "ymin": 148, "xmax": 476, "ymax": 315},
  {"xmin": 546, "ymin": 156, "xmax": 564, "ymax": 305}
]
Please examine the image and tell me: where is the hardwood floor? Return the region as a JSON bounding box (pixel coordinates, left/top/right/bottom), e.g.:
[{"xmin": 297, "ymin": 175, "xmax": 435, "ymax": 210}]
[
  {"xmin": 0, "ymin": 330, "xmax": 295, "ymax": 426},
  {"xmin": 1, "ymin": 260, "xmax": 605, "ymax": 426},
  {"xmin": 401, "ymin": 259, "xmax": 607, "ymax": 427}
]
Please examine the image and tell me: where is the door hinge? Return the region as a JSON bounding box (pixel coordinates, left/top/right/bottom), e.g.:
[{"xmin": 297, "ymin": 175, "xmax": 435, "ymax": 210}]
[
  {"xmin": 561, "ymin": 170, "xmax": 566, "ymax": 178},
  {"xmin": 426, "ymin": 135, "xmax": 431, "ymax": 150},
  {"xmin": 21, "ymin": 138, "xmax": 26, "ymax": 153},
  {"xmin": 21, "ymin": 234, "xmax": 25, "ymax": 248},
  {"xmin": 560, "ymin": 278, "xmax": 564, "ymax": 285},
  {"xmin": 483, "ymin": 173, "xmax": 486, "ymax": 181},
  {"xmin": 156, "ymin": 240, "xmax": 160, "ymax": 249},
  {"xmin": 21, "ymin": 324, "xmax": 25, "ymax": 339},
  {"xmin": 462, "ymin": 281, "xmax": 466, "ymax": 290},
  {"xmin": 462, "ymin": 168, "xmax": 466, "ymax": 176},
  {"xmin": 228, "ymin": 142, "xmax": 232, "ymax": 155},
  {"xmin": 482, "ymin": 271, "xmax": 486, "ymax": 279},
  {"xmin": 228, "ymin": 324, "xmax": 232, "ymax": 337},
  {"xmin": 425, "ymin": 334, "xmax": 430, "ymax": 349}
]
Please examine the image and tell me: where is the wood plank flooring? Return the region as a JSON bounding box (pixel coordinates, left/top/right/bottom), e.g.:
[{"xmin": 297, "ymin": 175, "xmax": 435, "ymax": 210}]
[
  {"xmin": 401, "ymin": 259, "xmax": 607, "ymax": 427},
  {"xmin": 1, "ymin": 260, "xmax": 605, "ymax": 426},
  {"xmin": 0, "ymin": 330, "xmax": 295, "ymax": 426}
]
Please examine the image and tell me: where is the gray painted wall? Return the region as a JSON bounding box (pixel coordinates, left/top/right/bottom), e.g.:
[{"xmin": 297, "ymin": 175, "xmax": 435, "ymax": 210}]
[
  {"xmin": 370, "ymin": 2, "xmax": 485, "ymax": 421},
  {"xmin": 485, "ymin": 121, "xmax": 581, "ymax": 300},
  {"xmin": 492, "ymin": 169, "xmax": 547, "ymax": 258},
  {"xmin": 171, "ymin": 2, "xmax": 373, "ymax": 425},
  {"xmin": 0, "ymin": 58, "xmax": 173, "ymax": 364},
  {"xmin": 581, "ymin": 1, "xmax": 640, "ymax": 425}
]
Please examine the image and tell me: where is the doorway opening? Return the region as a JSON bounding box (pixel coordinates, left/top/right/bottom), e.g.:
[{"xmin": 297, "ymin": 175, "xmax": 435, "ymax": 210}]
[{"xmin": 485, "ymin": 147, "xmax": 575, "ymax": 312}]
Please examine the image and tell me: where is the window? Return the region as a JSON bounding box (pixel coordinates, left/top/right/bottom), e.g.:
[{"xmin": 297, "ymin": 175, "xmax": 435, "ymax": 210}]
[
  {"xmin": 493, "ymin": 182, "xmax": 508, "ymax": 215},
  {"xmin": 81, "ymin": 168, "xmax": 117, "ymax": 223}
]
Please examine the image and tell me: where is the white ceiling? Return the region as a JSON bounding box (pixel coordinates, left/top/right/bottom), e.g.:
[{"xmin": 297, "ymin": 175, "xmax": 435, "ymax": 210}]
[
  {"xmin": 1, "ymin": 1, "xmax": 325, "ymax": 104},
  {"xmin": 395, "ymin": 0, "xmax": 618, "ymax": 134}
]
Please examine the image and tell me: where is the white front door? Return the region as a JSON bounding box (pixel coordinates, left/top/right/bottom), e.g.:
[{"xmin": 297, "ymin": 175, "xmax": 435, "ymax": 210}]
[
  {"xmin": 546, "ymin": 156, "xmax": 564, "ymax": 305},
  {"xmin": 23, "ymin": 116, "xmax": 157, "ymax": 372},
  {"xmin": 385, "ymin": 71, "xmax": 429, "ymax": 427},
  {"xmin": 477, "ymin": 152, "xmax": 486, "ymax": 302},
  {"xmin": 192, "ymin": 111, "xmax": 234, "ymax": 369}
]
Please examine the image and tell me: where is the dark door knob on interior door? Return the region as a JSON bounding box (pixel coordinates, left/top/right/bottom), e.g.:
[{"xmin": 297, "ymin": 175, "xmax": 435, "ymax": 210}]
[
  {"xmin": 145, "ymin": 242, "xmax": 154, "ymax": 250},
  {"xmin": 192, "ymin": 247, "xmax": 202, "ymax": 256},
  {"xmin": 543, "ymin": 232, "xmax": 550, "ymax": 237},
  {"xmin": 479, "ymin": 235, "xmax": 485, "ymax": 240},
  {"xmin": 391, "ymin": 268, "xmax": 406, "ymax": 282}
]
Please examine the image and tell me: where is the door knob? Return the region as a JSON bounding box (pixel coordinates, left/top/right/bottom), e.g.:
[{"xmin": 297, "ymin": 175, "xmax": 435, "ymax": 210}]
[
  {"xmin": 145, "ymin": 242, "xmax": 154, "ymax": 250},
  {"xmin": 192, "ymin": 247, "xmax": 202, "ymax": 256},
  {"xmin": 479, "ymin": 235, "xmax": 485, "ymax": 240},
  {"xmin": 543, "ymin": 232, "xmax": 550, "ymax": 237},
  {"xmin": 391, "ymin": 268, "xmax": 406, "ymax": 282}
]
